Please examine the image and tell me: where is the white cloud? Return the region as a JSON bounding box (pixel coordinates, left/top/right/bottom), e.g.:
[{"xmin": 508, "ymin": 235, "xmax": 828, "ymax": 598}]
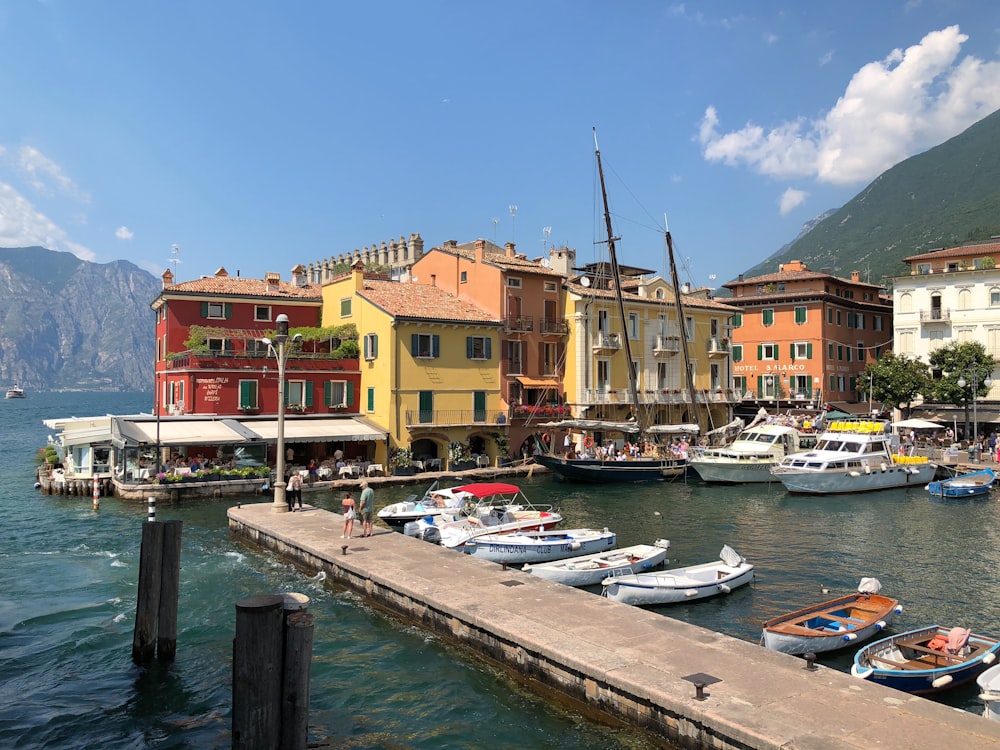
[
  {"xmin": 779, "ymin": 188, "xmax": 808, "ymax": 215},
  {"xmin": 699, "ymin": 26, "xmax": 1000, "ymax": 186},
  {"xmin": 116, "ymin": 226, "xmax": 134, "ymax": 240},
  {"xmin": 0, "ymin": 182, "xmax": 95, "ymax": 260},
  {"xmin": 18, "ymin": 146, "xmax": 88, "ymax": 201},
  {"xmin": 819, "ymin": 50, "xmax": 834, "ymax": 67}
]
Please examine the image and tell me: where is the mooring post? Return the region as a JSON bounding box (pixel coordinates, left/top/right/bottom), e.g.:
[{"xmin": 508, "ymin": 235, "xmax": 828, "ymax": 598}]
[
  {"xmin": 132, "ymin": 521, "xmax": 165, "ymax": 665},
  {"xmin": 281, "ymin": 594, "xmax": 314, "ymax": 750},
  {"xmin": 156, "ymin": 520, "xmax": 183, "ymax": 663},
  {"xmin": 148, "ymin": 496, "xmax": 156, "ymax": 522},
  {"xmin": 92, "ymin": 475, "xmax": 100, "ymax": 511},
  {"xmin": 233, "ymin": 595, "xmax": 285, "ymax": 750}
]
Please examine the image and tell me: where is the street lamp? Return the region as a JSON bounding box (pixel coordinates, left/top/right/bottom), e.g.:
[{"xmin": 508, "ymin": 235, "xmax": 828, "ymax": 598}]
[
  {"xmin": 957, "ymin": 374, "xmax": 993, "ymax": 451},
  {"xmin": 262, "ymin": 314, "xmax": 302, "ymax": 513}
]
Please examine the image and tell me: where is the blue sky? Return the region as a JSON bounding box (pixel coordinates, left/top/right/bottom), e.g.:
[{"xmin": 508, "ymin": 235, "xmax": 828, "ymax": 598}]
[{"xmin": 1, "ymin": 1, "xmax": 999, "ymax": 290}]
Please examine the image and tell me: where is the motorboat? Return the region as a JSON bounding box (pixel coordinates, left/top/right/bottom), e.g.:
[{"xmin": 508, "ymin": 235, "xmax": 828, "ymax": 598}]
[
  {"xmin": 600, "ymin": 545, "xmax": 753, "ymax": 606},
  {"xmin": 770, "ymin": 419, "xmax": 936, "ymax": 494},
  {"xmin": 761, "ymin": 578, "xmax": 902, "ymax": 655},
  {"xmin": 689, "ymin": 423, "xmax": 802, "ymax": 484},
  {"xmin": 460, "ymin": 527, "xmax": 617, "ymax": 565},
  {"xmin": 377, "ymin": 481, "xmax": 475, "ymax": 529},
  {"xmin": 926, "ymin": 468, "xmax": 996, "ymax": 499},
  {"xmin": 5, "ymin": 384, "xmax": 25, "ymax": 398},
  {"xmin": 402, "ymin": 482, "xmax": 561, "ymax": 548},
  {"xmin": 977, "ymin": 663, "xmax": 1000, "ymax": 720},
  {"xmin": 523, "ymin": 539, "xmax": 670, "ymax": 587},
  {"xmin": 852, "ymin": 625, "xmax": 1000, "ymax": 694}
]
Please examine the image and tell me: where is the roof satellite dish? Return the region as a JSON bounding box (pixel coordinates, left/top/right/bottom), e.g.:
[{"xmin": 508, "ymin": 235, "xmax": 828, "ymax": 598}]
[
  {"xmin": 540, "ymin": 258, "xmax": 551, "ymax": 268},
  {"xmin": 412, "ymin": 276, "xmax": 419, "ymax": 282},
  {"xmin": 580, "ymin": 276, "xmax": 591, "ymax": 287}
]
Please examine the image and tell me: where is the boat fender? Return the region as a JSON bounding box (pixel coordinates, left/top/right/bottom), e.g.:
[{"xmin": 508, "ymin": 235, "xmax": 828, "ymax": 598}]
[
  {"xmin": 985, "ymin": 653, "xmax": 998, "ymax": 666},
  {"xmin": 880, "ymin": 462, "xmax": 888, "ymax": 472},
  {"xmin": 931, "ymin": 674, "xmax": 954, "ymax": 689},
  {"xmin": 842, "ymin": 633, "xmax": 858, "ymax": 642},
  {"xmin": 717, "ymin": 583, "xmax": 731, "ymax": 593},
  {"xmin": 849, "ymin": 471, "xmax": 861, "ymax": 477},
  {"xmin": 863, "ymin": 465, "xmax": 871, "ymax": 474},
  {"xmin": 894, "ymin": 605, "xmax": 904, "ymax": 614},
  {"xmin": 851, "ymin": 664, "xmax": 874, "ymax": 679},
  {"xmin": 875, "ymin": 620, "xmax": 887, "ymax": 630},
  {"xmin": 568, "ymin": 541, "xmax": 581, "ymax": 551},
  {"xmin": 683, "ymin": 589, "xmax": 699, "ymax": 597}
]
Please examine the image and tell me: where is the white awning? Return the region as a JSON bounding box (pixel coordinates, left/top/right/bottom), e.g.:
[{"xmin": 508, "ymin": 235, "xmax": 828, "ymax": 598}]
[
  {"xmin": 237, "ymin": 417, "xmax": 388, "ymax": 443},
  {"xmin": 114, "ymin": 418, "xmax": 250, "ymax": 447}
]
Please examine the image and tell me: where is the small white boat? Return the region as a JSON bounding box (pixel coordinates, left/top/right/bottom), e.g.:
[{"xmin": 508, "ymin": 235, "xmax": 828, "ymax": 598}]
[
  {"xmin": 601, "ymin": 545, "xmax": 753, "ymax": 606},
  {"xmin": 689, "ymin": 423, "xmax": 802, "ymax": 484},
  {"xmin": 761, "ymin": 578, "xmax": 902, "ymax": 655},
  {"xmin": 5, "ymin": 384, "xmax": 25, "ymax": 399},
  {"xmin": 460, "ymin": 527, "xmax": 617, "ymax": 564},
  {"xmin": 377, "ymin": 481, "xmax": 474, "ymax": 529},
  {"xmin": 926, "ymin": 468, "xmax": 996, "ymax": 499},
  {"xmin": 977, "ymin": 663, "xmax": 1000, "ymax": 720},
  {"xmin": 771, "ymin": 419, "xmax": 936, "ymax": 494},
  {"xmin": 523, "ymin": 540, "xmax": 671, "ymax": 587}
]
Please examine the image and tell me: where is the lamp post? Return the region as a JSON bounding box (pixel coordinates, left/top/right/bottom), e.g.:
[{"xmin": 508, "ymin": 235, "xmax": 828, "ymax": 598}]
[
  {"xmin": 262, "ymin": 314, "xmax": 302, "ymax": 513},
  {"xmin": 957, "ymin": 374, "xmax": 993, "ymax": 452}
]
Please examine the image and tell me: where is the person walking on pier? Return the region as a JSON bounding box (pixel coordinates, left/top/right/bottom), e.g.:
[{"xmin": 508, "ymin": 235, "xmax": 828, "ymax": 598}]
[
  {"xmin": 341, "ymin": 491, "xmax": 356, "ymax": 538},
  {"xmin": 287, "ymin": 472, "xmax": 303, "ymax": 511},
  {"xmin": 358, "ymin": 481, "xmax": 375, "ymax": 538}
]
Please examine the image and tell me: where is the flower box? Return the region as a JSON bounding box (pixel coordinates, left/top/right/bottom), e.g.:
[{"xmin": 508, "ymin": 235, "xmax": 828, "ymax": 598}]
[{"xmin": 393, "ymin": 466, "xmax": 416, "ymax": 476}]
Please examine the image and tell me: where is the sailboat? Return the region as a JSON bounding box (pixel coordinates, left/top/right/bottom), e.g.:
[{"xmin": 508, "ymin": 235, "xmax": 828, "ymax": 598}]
[{"xmin": 530, "ymin": 132, "xmax": 697, "ymax": 482}]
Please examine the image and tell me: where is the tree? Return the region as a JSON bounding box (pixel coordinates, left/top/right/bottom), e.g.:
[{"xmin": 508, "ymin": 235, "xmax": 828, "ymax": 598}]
[
  {"xmin": 861, "ymin": 353, "xmax": 931, "ymax": 418},
  {"xmin": 928, "ymin": 341, "xmax": 996, "ymax": 440}
]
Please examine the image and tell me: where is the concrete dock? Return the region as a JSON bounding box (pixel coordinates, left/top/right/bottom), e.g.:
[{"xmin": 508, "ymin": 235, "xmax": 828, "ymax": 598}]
[{"xmin": 228, "ymin": 502, "xmax": 1000, "ymax": 749}]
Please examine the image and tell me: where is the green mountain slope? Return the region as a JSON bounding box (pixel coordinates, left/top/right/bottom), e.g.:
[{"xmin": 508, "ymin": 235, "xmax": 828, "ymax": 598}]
[{"xmin": 738, "ymin": 107, "xmax": 1000, "ymax": 285}]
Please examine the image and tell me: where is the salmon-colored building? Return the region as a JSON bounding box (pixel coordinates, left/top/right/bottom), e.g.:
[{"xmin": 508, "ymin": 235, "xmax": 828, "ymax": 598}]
[{"xmin": 723, "ymin": 261, "xmax": 892, "ymax": 409}]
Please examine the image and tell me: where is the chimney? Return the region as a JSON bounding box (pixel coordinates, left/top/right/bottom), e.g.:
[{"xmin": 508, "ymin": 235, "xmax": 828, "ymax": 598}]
[
  {"xmin": 851, "ymin": 270, "xmax": 860, "ymax": 282},
  {"xmin": 291, "ymin": 264, "xmax": 308, "ymax": 287},
  {"xmin": 505, "ymin": 242, "xmax": 516, "ymax": 258},
  {"xmin": 264, "ymin": 272, "xmax": 281, "ymax": 293},
  {"xmin": 215, "ymin": 267, "xmax": 229, "ymax": 277},
  {"xmin": 738, "ymin": 273, "xmax": 744, "ymax": 281},
  {"xmin": 352, "ymin": 259, "xmax": 366, "ymax": 292},
  {"xmin": 161, "ymin": 268, "xmax": 174, "ymax": 288},
  {"xmin": 475, "ymin": 239, "xmax": 486, "ymax": 264},
  {"xmin": 547, "ymin": 246, "xmax": 576, "ymax": 276}
]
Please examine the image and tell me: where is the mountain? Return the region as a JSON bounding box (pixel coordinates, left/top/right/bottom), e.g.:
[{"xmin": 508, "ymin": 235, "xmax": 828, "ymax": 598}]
[
  {"xmin": 738, "ymin": 107, "xmax": 1000, "ymax": 286},
  {"xmin": 0, "ymin": 247, "xmax": 159, "ymax": 392}
]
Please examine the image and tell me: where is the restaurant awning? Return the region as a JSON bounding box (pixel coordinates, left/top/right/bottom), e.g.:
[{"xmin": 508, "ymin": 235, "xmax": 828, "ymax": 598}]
[
  {"xmin": 113, "ymin": 417, "xmax": 251, "ymax": 447},
  {"xmin": 516, "ymin": 377, "xmax": 561, "ymax": 389},
  {"xmin": 237, "ymin": 416, "xmax": 388, "ymax": 442}
]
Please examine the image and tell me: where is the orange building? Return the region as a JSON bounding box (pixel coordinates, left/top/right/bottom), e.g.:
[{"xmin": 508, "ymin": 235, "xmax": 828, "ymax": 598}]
[{"xmin": 723, "ymin": 261, "xmax": 892, "ymax": 409}]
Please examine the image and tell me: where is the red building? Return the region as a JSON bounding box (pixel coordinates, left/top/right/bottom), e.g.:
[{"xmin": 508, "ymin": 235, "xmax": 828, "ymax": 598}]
[{"xmin": 151, "ymin": 266, "xmax": 361, "ymax": 418}]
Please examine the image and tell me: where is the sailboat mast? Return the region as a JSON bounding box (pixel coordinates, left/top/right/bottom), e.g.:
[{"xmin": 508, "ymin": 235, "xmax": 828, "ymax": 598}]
[
  {"xmin": 665, "ymin": 224, "xmax": 700, "ymax": 426},
  {"xmin": 594, "ymin": 129, "xmax": 641, "ymax": 427}
]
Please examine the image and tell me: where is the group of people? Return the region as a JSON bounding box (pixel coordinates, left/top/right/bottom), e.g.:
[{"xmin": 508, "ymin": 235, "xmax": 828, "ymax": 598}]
[{"xmin": 340, "ymin": 482, "xmax": 375, "ymax": 538}]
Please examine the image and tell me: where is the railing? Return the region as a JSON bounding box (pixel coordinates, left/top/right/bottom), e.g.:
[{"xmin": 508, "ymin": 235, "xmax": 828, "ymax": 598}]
[
  {"xmin": 592, "ymin": 333, "xmax": 621, "ymax": 352},
  {"xmin": 707, "ymin": 337, "xmax": 730, "ymax": 355},
  {"xmin": 919, "ymin": 308, "xmax": 951, "ymax": 322},
  {"xmin": 539, "ymin": 318, "xmax": 569, "ymax": 335},
  {"xmin": 404, "ymin": 409, "xmax": 508, "ymax": 427},
  {"xmin": 577, "ymin": 388, "xmax": 745, "ymax": 406},
  {"xmin": 165, "ymin": 349, "xmax": 350, "ymax": 369},
  {"xmin": 504, "ymin": 316, "xmax": 534, "ymax": 333},
  {"xmin": 653, "ymin": 336, "xmax": 680, "ymax": 355}
]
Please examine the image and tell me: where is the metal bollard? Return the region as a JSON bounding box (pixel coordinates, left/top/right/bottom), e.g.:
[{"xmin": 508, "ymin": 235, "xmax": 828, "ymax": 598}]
[
  {"xmin": 693, "ymin": 682, "xmax": 707, "ymax": 700},
  {"xmin": 804, "ymin": 652, "xmax": 818, "ymax": 671},
  {"xmin": 148, "ymin": 496, "xmax": 156, "ymax": 522}
]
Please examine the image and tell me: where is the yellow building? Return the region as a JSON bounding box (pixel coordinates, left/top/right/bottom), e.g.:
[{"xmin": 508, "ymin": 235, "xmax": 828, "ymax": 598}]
[
  {"xmin": 322, "ymin": 262, "xmax": 505, "ymax": 471},
  {"xmin": 562, "ymin": 262, "xmax": 741, "ymax": 435}
]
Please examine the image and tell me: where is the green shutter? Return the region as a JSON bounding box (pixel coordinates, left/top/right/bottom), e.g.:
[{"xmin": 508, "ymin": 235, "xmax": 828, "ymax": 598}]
[
  {"xmin": 346, "ymin": 381, "xmax": 354, "ymax": 406},
  {"xmin": 790, "ymin": 343, "xmax": 796, "ymax": 361},
  {"xmin": 807, "ymin": 343, "xmax": 813, "ymax": 359},
  {"xmin": 732, "ymin": 313, "xmax": 742, "ymax": 327},
  {"xmin": 224, "ymin": 303, "xmax": 232, "ymax": 319},
  {"xmin": 466, "ymin": 337, "xmax": 474, "ymax": 359},
  {"xmin": 240, "ymin": 381, "xmax": 252, "ymax": 408},
  {"xmin": 324, "ymin": 381, "xmax": 332, "ymax": 407},
  {"xmin": 305, "ymin": 381, "xmax": 314, "ymax": 407},
  {"xmin": 757, "ymin": 344, "xmax": 763, "ymax": 360},
  {"xmin": 484, "ymin": 338, "xmax": 492, "ymax": 359},
  {"xmin": 757, "ymin": 375, "xmax": 763, "ymax": 396},
  {"xmin": 411, "ymin": 334, "xmax": 419, "ymax": 356},
  {"xmin": 201, "ymin": 301, "xmax": 208, "ymax": 318},
  {"xmin": 366, "ymin": 387, "xmax": 374, "ymax": 411},
  {"xmin": 432, "ymin": 335, "xmax": 440, "ymax": 358}
]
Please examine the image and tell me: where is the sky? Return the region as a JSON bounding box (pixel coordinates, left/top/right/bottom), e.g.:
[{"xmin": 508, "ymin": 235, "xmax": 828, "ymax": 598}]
[{"xmin": 1, "ymin": 1, "xmax": 1000, "ymax": 291}]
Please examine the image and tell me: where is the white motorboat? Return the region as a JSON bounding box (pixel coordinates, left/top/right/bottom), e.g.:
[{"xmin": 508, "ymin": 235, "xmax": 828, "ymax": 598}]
[
  {"xmin": 403, "ymin": 482, "xmax": 562, "ymax": 548},
  {"xmin": 377, "ymin": 481, "xmax": 474, "ymax": 529},
  {"xmin": 460, "ymin": 527, "xmax": 617, "ymax": 565},
  {"xmin": 523, "ymin": 539, "xmax": 670, "ymax": 587},
  {"xmin": 601, "ymin": 545, "xmax": 753, "ymax": 606},
  {"xmin": 977, "ymin": 663, "xmax": 1000, "ymax": 720},
  {"xmin": 770, "ymin": 420, "xmax": 936, "ymax": 494},
  {"xmin": 689, "ymin": 423, "xmax": 803, "ymax": 484},
  {"xmin": 5, "ymin": 384, "xmax": 25, "ymax": 398}
]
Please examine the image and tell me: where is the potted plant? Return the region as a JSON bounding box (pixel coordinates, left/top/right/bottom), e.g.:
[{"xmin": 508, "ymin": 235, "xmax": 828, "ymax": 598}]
[
  {"xmin": 390, "ymin": 447, "xmax": 414, "ymax": 476},
  {"xmin": 493, "ymin": 432, "xmax": 512, "ymax": 467},
  {"xmin": 448, "ymin": 441, "xmax": 475, "ymax": 471},
  {"xmin": 238, "ymin": 404, "xmax": 258, "ymax": 415}
]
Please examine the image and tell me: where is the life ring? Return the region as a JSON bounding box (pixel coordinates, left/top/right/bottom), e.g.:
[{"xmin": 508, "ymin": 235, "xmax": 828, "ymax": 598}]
[
  {"xmin": 584, "ymin": 436, "xmax": 594, "ymax": 449},
  {"xmin": 542, "ymin": 432, "xmax": 551, "ymax": 444}
]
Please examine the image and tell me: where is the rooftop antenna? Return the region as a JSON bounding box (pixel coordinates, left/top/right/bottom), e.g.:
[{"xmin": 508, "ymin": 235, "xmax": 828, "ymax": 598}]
[
  {"xmin": 542, "ymin": 226, "xmax": 551, "ymax": 254},
  {"xmin": 170, "ymin": 244, "xmax": 182, "ymax": 278},
  {"xmin": 492, "ymin": 217, "xmax": 499, "ymax": 245},
  {"xmin": 509, "ymin": 204, "xmax": 517, "ymax": 244}
]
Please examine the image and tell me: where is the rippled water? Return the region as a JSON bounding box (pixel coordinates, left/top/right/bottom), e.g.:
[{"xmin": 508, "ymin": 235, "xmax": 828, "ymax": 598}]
[{"xmin": 3, "ymin": 393, "xmax": 999, "ymax": 748}]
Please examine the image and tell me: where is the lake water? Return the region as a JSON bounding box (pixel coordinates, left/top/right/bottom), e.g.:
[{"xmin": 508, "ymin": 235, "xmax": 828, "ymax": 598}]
[{"xmin": 3, "ymin": 392, "xmax": 999, "ymax": 748}]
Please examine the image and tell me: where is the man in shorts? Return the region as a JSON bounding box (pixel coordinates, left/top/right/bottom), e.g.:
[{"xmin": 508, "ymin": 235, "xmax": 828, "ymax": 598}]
[{"xmin": 358, "ymin": 481, "xmax": 375, "ymax": 538}]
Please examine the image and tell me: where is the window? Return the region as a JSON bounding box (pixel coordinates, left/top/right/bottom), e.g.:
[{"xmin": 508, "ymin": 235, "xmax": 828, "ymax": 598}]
[
  {"xmin": 202, "ymin": 301, "xmax": 230, "ymax": 320},
  {"xmin": 239, "ymin": 380, "xmax": 258, "ymax": 409},
  {"xmin": 324, "ymin": 380, "xmax": 354, "ymax": 408},
  {"xmin": 366, "ymin": 387, "xmax": 375, "ymax": 412},
  {"xmin": 286, "ymin": 380, "xmax": 312, "ymax": 408},
  {"xmin": 836, "ymin": 310, "xmax": 842, "ymax": 325},
  {"xmin": 340, "ymin": 298, "xmax": 352, "ymax": 317},
  {"xmin": 597, "ymin": 360, "xmax": 611, "ymax": 391},
  {"xmin": 506, "ymin": 277, "xmax": 522, "ymax": 288},
  {"xmin": 473, "ymin": 391, "xmax": 487, "ymax": 422},
  {"xmin": 791, "ymin": 342, "xmax": 812, "ymax": 360},
  {"xmin": 506, "ymin": 340, "xmax": 523, "ymax": 374},
  {"xmin": 828, "ymin": 342, "xmax": 834, "ymax": 359},
  {"xmin": 460, "ymin": 271, "xmax": 468, "ymax": 284},
  {"xmin": 857, "ymin": 342, "xmax": 864, "ymax": 362},
  {"xmin": 207, "ymin": 337, "xmax": 230, "ymax": 353},
  {"xmin": 627, "ymin": 313, "xmax": 639, "ymax": 339},
  {"xmin": 731, "ymin": 313, "xmax": 742, "ymax": 328},
  {"xmin": 732, "ymin": 344, "xmax": 743, "ymax": 362},
  {"xmin": 837, "ymin": 345, "xmax": 844, "ymax": 361},
  {"xmin": 873, "ymin": 316, "xmax": 883, "ymax": 332},
  {"xmin": 656, "ymin": 361, "xmax": 668, "ymax": 390},
  {"xmin": 363, "ymin": 333, "xmax": 378, "ymax": 360},
  {"xmin": 254, "ymin": 305, "xmax": 271, "ymax": 322},
  {"xmin": 466, "ymin": 336, "xmax": 492, "ymax": 360},
  {"xmin": 246, "ymin": 339, "xmax": 268, "ymax": 356},
  {"xmin": 544, "ymin": 281, "xmax": 557, "ymax": 292},
  {"xmin": 794, "ymin": 306, "xmax": 806, "ymax": 324},
  {"xmin": 991, "ymin": 289, "xmax": 1000, "ymax": 306},
  {"xmin": 418, "ymin": 391, "xmax": 433, "ymax": 423},
  {"xmin": 411, "ymin": 333, "xmax": 440, "ymax": 358},
  {"xmin": 759, "ymin": 343, "xmax": 778, "ymax": 360},
  {"xmin": 762, "ymin": 309, "xmax": 774, "ymax": 327},
  {"xmin": 541, "ymin": 343, "xmax": 562, "ymax": 376},
  {"xmin": 733, "ymin": 375, "xmax": 747, "ymax": 394},
  {"xmin": 916, "ymin": 263, "xmax": 931, "ymax": 275}
]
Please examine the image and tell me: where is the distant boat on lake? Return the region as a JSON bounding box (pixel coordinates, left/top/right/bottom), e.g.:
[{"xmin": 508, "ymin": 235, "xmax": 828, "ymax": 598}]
[{"xmin": 5, "ymin": 384, "xmax": 25, "ymax": 399}]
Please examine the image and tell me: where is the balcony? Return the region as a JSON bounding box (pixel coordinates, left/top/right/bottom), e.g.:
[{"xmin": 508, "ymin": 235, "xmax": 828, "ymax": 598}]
[
  {"xmin": 653, "ymin": 335, "xmax": 680, "ymax": 358},
  {"xmin": 539, "ymin": 318, "xmax": 569, "ymax": 335},
  {"xmin": 707, "ymin": 337, "xmax": 730, "ymax": 357},
  {"xmin": 504, "ymin": 316, "xmax": 534, "ymax": 333},
  {"xmin": 404, "ymin": 409, "xmax": 507, "ymax": 428},
  {"xmin": 164, "ymin": 349, "xmax": 353, "ymax": 371},
  {"xmin": 592, "ymin": 333, "xmax": 622, "ymax": 354},
  {"xmin": 919, "ymin": 308, "xmax": 951, "ymax": 324}
]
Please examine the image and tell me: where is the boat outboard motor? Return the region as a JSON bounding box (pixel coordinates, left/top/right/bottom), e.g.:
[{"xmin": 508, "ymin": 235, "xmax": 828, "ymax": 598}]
[{"xmin": 421, "ymin": 526, "xmax": 442, "ymax": 545}]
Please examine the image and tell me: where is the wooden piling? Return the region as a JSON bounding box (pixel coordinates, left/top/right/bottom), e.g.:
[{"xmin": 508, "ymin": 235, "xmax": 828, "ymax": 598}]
[
  {"xmin": 132, "ymin": 521, "xmax": 165, "ymax": 665},
  {"xmin": 280, "ymin": 610, "xmax": 315, "ymax": 750},
  {"xmin": 156, "ymin": 520, "xmax": 183, "ymax": 663},
  {"xmin": 233, "ymin": 594, "xmax": 285, "ymax": 750}
]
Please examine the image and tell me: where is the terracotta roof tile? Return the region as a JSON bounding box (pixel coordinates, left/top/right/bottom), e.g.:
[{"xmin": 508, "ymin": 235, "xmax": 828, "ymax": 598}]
[
  {"xmin": 722, "ymin": 268, "xmax": 883, "ymax": 289},
  {"xmin": 160, "ymin": 275, "xmax": 322, "ymax": 300},
  {"xmin": 564, "ymin": 280, "xmax": 739, "ymax": 312},
  {"xmin": 903, "ymin": 241, "xmax": 1000, "ymax": 263},
  {"xmin": 442, "ymin": 240, "xmax": 565, "ymax": 276},
  {"xmin": 360, "ymin": 280, "xmax": 500, "ymax": 324}
]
